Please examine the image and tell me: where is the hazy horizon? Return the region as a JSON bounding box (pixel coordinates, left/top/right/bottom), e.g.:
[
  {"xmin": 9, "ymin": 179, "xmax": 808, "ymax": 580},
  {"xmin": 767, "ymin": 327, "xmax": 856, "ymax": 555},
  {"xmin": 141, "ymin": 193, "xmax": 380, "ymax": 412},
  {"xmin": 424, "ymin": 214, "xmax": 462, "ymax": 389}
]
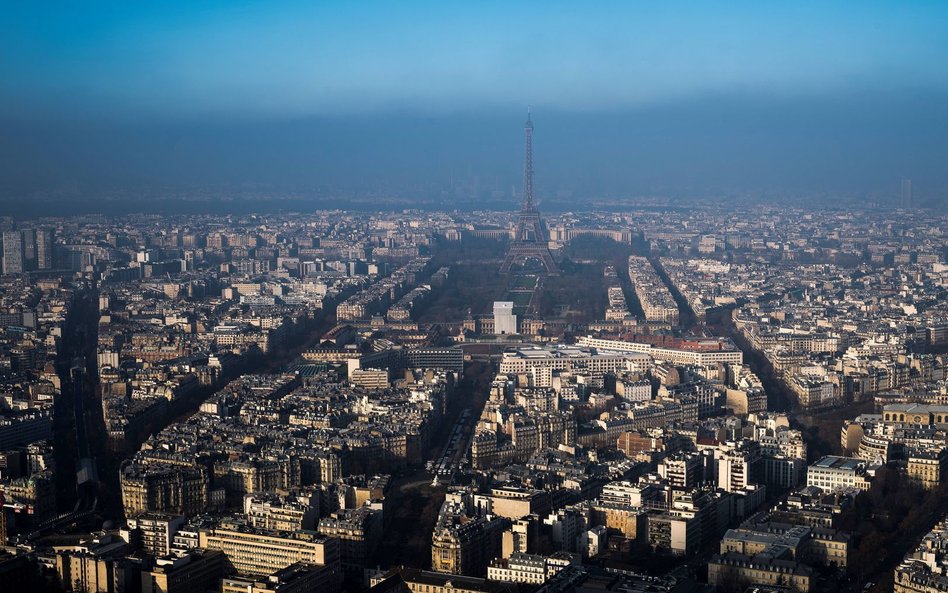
[{"xmin": 3, "ymin": 1, "xmax": 947, "ymax": 208}]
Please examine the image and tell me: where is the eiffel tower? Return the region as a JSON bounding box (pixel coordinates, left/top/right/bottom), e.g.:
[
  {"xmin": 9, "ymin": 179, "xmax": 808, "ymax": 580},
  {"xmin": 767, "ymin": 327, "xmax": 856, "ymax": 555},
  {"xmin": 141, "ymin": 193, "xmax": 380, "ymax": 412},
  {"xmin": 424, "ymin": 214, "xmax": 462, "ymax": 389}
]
[{"xmin": 500, "ymin": 110, "xmax": 559, "ymax": 275}]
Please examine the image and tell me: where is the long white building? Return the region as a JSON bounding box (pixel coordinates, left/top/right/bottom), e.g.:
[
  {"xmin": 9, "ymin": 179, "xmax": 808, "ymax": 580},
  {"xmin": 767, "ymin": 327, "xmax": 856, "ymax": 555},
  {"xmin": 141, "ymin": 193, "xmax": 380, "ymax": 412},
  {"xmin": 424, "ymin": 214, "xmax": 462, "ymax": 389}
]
[
  {"xmin": 576, "ymin": 336, "xmax": 743, "ymax": 366},
  {"xmin": 499, "ymin": 345, "xmax": 651, "ymax": 387}
]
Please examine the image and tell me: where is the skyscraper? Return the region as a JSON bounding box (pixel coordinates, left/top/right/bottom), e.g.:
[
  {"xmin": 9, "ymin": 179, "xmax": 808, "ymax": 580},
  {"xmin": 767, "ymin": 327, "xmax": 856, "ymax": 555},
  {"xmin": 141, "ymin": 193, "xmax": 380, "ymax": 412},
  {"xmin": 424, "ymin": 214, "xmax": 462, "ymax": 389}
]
[
  {"xmin": 901, "ymin": 178, "xmax": 913, "ymax": 209},
  {"xmin": 21, "ymin": 229, "xmax": 36, "ymax": 271},
  {"xmin": 35, "ymin": 228, "xmax": 54, "ymax": 270},
  {"xmin": 2, "ymin": 231, "xmax": 24, "ymax": 275}
]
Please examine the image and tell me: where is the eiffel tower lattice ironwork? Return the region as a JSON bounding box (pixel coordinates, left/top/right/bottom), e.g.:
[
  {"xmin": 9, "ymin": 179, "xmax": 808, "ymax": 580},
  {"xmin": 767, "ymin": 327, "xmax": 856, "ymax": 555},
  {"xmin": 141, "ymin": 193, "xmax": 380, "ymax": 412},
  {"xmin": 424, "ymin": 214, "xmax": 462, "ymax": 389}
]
[{"xmin": 500, "ymin": 110, "xmax": 559, "ymax": 275}]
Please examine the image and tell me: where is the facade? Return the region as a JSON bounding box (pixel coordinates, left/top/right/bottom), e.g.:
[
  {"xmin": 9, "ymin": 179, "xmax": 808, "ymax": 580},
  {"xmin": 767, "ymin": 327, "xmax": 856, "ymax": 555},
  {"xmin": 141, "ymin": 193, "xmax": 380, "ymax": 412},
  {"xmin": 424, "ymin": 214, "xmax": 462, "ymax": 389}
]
[
  {"xmin": 57, "ymin": 552, "xmax": 130, "ymax": 593},
  {"xmin": 120, "ymin": 465, "xmax": 209, "ymax": 517},
  {"xmin": 431, "ymin": 515, "xmax": 506, "ymax": 577},
  {"xmin": 198, "ymin": 524, "xmax": 340, "ymax": 580},
  {"xmin": 141, "ymin": 549, "xmax": 224, "ymax": 593},
  {"xmin": 35, "ymin": 228, "xmax": 53, "ymax": 269},
  {"xmin": 715, "ymin": 442, "xmax": 762, "ymax": 493},
  {"xmin": 493, "ymin": 302, "xmax": 517, "ymax": 335},
  {"xmin": 405, "ymin": 347, "xmax": 465, "ymax": 373},
  {"xmin": 589, "ymin": 502, "xmax": 647, "ymax": 540},
  {"xmin": 907, "ymin": 448, "xmax": 948, "ymax": 490},
  {"xmin": 659, "ymin": 453, "xmax": 705, "ymax": 489},
  {"xmin": 498, "ymin": 346, "xmax": 651, "ymax": 387},
  {"xmin": 350, "ymin": 368, "xmax": 390, "ymax": 390},
  {"xmin": 790, "ymin": 376, "xmax": 837, "ymax": 408},
  {"xmin": 0, "ymin": 407, "xmax": 54, "ymax": 450},
  {"xmin": 128, "ymin": 513, "xmax": 185, "ymax": 557},
  {"xmin": 220, "ymin": 563, "xmax": 337, "ymax": 593},
  {"xmin": 2, "ymin": 231, "xmax": 24, "ymax": 275},
  {"xmin": 806, "ymin": 456, "xmax": 873, "ymax": 493},
  {"xmin": 883, "ymin": 403, "xmax": 948, "ymax": 427},
  {"xmin": 647, "ymin": 510, "xmax": 703, "ymax": 556},
  {"xmin": 244, "ymin": 493, "xmax": 318, "ymax": 532},
  {"xmin": 576, "ymin": 336, "xmax": 743, "ymax": 366},
  {"xmin": 708, "ymin": 552, "xmax": 812, "ymax": 592},
  {"xmin": 894, "ymin": 565, "xmax": 947, "ymax": 593},
  {"xmin": 486, "ymin": 552, "xmax": 570, "ymax": 585},
  {"xmin": 318, "ymin": 507, "xmax": 383, "ymax": 583},
  {"xmin": 1, "ymin": 470, "xmax": 57, "ymax": 523},
  {"xmin": 762, "ymin": 456, "xmax": 807, "ymax": 490}
]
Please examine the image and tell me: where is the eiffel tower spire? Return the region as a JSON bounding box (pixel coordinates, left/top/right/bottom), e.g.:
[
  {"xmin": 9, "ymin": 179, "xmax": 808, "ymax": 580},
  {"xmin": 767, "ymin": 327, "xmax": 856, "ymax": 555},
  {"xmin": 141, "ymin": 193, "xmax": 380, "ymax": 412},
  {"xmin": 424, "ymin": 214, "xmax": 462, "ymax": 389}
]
[
  {"xmin": 500, "ymin": 108, "xmax": 558, "ymax": 275},
  {"xmin": 523, "ymin": 107, "xmax": 534, "ymax": 211}
]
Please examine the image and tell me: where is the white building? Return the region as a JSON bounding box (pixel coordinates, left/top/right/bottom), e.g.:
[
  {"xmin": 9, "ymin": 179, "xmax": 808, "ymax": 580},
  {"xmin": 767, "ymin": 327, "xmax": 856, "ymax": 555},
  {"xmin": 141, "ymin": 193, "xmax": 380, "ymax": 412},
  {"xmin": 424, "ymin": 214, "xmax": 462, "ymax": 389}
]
[
  {"xmin": 543, "ymin": 508, "xmax": 584, "ymax": 553},
  {"xmin": 487, "ymin": 552, "xmax": 571, "ymax": 585},
  {"xmin": 499, "ymin": 346, "xmax": 652, "ymax": 387},
  {"xmin": 127, "ymin": 513, "xmax": 185, "ymax": 557},
  {"xmin": 494, "ymin": 301, "xmax": 518, "ymax": 335},
  {"xmin": 715, "ymin": 442, "xmax": 761, "ymax": 493},
  {"xmin": 618, "ymin": 379, "xmax": 652, "ymax": 402},
  {"xmin": 576, "ymin": 336, "xmax": 743, "ymax": 366},
  {"xmin": 583, "ymin": 525, "xmax": 608, "ymax": 558},
  {"xmin": 806, "ymin": 455, "xmax": 874, "ymax": 492}
]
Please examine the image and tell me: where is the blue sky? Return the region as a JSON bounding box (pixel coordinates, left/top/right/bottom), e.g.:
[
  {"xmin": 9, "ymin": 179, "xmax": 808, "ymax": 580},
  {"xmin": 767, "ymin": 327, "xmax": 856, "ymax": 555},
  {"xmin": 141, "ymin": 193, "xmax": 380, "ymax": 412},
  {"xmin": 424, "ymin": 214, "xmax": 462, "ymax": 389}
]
[
  {"xmin": 4, "ymin": 1, "xmax": 948, "ymax": 118},
  {"xmin": 1, "ymin": 1, "xmax": 947, "ymax": 202}
]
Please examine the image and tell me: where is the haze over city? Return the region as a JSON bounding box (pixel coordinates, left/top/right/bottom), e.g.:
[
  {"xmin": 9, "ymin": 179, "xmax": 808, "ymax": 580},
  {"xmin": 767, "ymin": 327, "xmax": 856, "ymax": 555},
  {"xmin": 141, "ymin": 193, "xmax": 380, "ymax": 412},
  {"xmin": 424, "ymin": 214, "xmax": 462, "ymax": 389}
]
[
  {"xmin": 2, "ymin": 1, "xmax": 948, "ymax": 207},
  {"xmin": 1, "ymin": 3, "xmax": 948, "ymax": 593}
]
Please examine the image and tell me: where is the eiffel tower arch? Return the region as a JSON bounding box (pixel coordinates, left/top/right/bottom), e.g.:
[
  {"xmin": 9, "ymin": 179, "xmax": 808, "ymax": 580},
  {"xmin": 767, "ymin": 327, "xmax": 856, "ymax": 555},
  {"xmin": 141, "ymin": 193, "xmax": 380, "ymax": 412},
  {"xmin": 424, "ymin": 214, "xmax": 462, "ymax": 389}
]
[{"xmin": 500, "ymin": 110, "xmax": 559, "ymax": 275}]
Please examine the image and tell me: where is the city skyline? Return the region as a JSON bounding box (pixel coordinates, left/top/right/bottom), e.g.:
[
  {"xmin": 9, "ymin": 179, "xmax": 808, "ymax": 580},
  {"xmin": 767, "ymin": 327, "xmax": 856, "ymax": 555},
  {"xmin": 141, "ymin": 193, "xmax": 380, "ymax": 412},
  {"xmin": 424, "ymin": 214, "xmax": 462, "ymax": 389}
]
[
  {"xmin": 2, "ymin": 4, "xmax": 948, "ymax": 593},
  {"xmin": 0, "ymin": 204, "xmax": 945, "ymax": 593}
]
